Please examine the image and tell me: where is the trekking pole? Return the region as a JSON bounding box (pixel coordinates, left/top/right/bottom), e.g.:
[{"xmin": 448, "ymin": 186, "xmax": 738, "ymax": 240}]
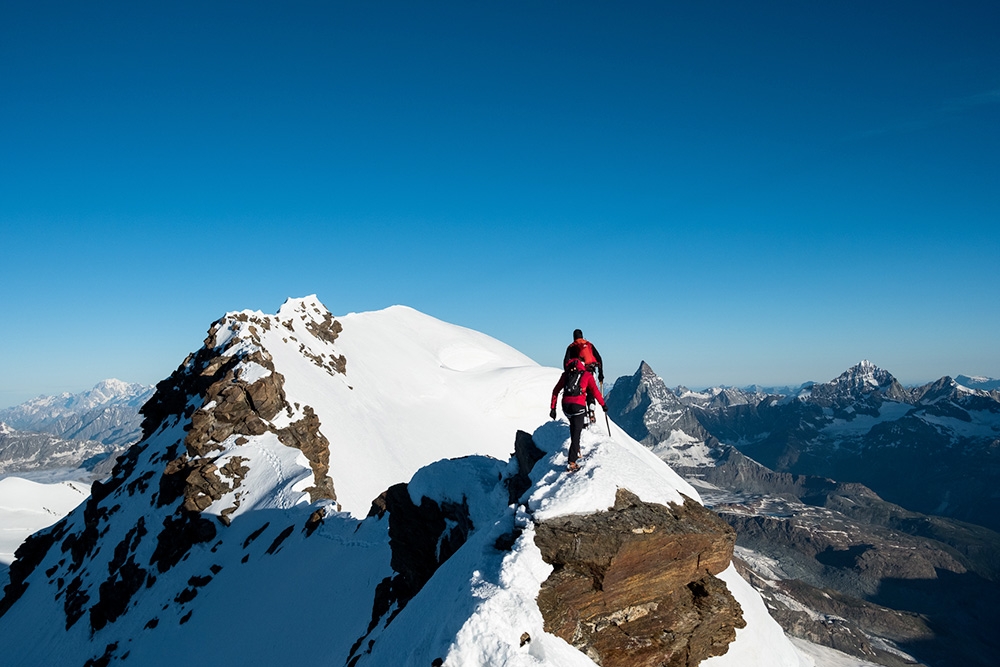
[{"xmin": 601, "ymin": 380, "xmax": 612, "ymax": 436}]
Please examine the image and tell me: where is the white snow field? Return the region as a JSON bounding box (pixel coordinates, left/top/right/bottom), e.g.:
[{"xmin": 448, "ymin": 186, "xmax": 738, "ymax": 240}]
[{"xmin": 0, "ymin": 476, "xmax": 89, "ymax": 565}]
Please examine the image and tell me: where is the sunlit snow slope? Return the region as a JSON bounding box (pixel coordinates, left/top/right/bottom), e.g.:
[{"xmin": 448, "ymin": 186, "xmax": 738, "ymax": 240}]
[{"xmin": 0, "ymin": 477, "xmax": 88, "ymax": 565}]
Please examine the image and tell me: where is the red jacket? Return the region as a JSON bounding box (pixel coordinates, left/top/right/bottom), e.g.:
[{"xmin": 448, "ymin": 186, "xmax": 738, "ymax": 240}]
[
  {"xmin": 563, "ymin": 338, "xmax": 602, "ymax": 370},
  {"xmin": 551, "ymin": 367, "xmax": 606, "ymax": 410}
]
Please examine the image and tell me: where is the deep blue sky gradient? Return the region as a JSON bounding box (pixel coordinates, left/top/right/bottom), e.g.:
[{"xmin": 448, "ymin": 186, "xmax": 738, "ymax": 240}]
[{"xmin": 2, "ymin": 2, "xmax": 998, "ymax": 407}]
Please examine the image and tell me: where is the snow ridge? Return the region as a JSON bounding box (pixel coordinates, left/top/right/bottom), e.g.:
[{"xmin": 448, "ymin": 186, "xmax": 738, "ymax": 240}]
[{"xmin": 0, "ymin": 298, "xmax": 811, "ymax": 667}]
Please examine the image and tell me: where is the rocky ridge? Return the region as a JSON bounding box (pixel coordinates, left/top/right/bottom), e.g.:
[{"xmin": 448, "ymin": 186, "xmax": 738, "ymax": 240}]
[{"xmin": 0, "ymin": 298, "xmax": 345, "ymax": 643}]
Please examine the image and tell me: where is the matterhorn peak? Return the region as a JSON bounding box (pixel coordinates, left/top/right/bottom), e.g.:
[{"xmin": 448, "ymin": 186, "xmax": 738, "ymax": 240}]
[{"xmin": 638, "ymin": 360, "xmax": 658, "ymax": 379}]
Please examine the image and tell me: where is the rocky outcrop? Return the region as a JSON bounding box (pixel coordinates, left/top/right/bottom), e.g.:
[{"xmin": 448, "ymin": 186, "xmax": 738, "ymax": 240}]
[
  {"xmin": 535, "ymin": 488, "xmax": 744, "ymax": 667},
  {"xmin": 276, "ymin": 407, "xmax": 334, "ymax": 503},
  {"xmin": 351, "ymin": 431, "xmax": 747, "ymax": 667},
  {"xmin": 352, "ymin": 481, "xmax": 476, "ymax": 665},
  {"xmin": 144, "ymin": 312, "xmax": 338, "ymax": 520},
  {"xmin": 505, "ymin": 429, "xmax": 546, "ymax": 505}
]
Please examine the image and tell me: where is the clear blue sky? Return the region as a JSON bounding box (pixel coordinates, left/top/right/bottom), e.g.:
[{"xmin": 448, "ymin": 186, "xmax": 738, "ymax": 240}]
[{"xmin": 2, "ymin": 1, "xmax": 998, "ymax": 408}]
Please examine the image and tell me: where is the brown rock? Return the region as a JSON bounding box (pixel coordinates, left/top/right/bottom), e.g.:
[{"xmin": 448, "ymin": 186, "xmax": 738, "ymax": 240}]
[
  {"xmin": 535, "ymin": 489, "xmax": 745, "ymax": 667},
  {"xmin": 275, "ymin": 406, "xmax": 336, "ymax": 503}
]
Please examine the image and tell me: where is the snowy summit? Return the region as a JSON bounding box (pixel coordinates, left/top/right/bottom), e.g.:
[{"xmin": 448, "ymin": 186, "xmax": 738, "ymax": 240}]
[{"xmin": 0, "ymin": 297, "xmax": 813, "ymax": 666}]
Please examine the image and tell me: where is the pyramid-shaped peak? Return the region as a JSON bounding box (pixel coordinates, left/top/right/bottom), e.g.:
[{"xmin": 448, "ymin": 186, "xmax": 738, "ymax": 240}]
[{"xmin": 637, "ymin": 360, "xmax": 658, "ymax": 378}]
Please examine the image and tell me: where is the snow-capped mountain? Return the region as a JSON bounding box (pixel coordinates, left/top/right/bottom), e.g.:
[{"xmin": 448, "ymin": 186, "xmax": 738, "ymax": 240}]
[
  {"xmin": 0, "ymin": 297, "xmax": 813, "ymax": 667},
  {"xmin": 606, "ymin": 362, "xmax": 1000, "ymax": 667},
  {"xmin": 651, "ymin": 360, "xmax": 1000, "ymax": 531},
  {"xmin": 955, "ymin": 375, "xmax": 1000, "ymax": 392},
  {"xmin": 675, "ymin": 385, "xmax": 766, "ymax": 410},
  {"xmin": 741, "ymin": 383, "xmax": 815, "ymax": 398},
  {"xmin": 0, "ymin": 379, "xmax": 153, "ymax": 447},
  {"xmin": 604, "ymin": 361, "xmax": 718, "ymax": 468}
]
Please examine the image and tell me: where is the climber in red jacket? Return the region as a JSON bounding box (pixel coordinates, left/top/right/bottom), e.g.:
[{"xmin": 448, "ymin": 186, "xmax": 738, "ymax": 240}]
[
  {"xmin": 563, "ymin": 329, "xmax": 604, "ymax": 384},
  {"xmin": 550, "ymin": 358, "xmax": 606, "ymax": 472}
]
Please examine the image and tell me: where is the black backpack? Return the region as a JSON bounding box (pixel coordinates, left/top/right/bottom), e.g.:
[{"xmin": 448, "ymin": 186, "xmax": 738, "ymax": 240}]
[{"xmin": 564, "ymin": 369, "xmax": 584, "ymax": 397}]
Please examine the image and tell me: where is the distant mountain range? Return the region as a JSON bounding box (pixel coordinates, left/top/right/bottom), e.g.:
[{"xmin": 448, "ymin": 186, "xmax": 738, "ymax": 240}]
[
  {"xmin": 0, "ymin": 379, "xmax": 153, "ymax": 447},
  {"xmin": 610, "ymin": 360, "xmax": 1000, "ymax": 531},
  {"xmin": 0, "ymin": 380, "xmax": 153, "ymax": 481},
  {"xmin": 606, "ymin": 361, "xmax": 1000, "ymax": 667}
]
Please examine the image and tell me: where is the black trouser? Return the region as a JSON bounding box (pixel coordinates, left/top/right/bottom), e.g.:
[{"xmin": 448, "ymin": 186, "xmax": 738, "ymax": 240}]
[{"xmin": 562, "ymin": 402, "xmax": 587, "ymax": 464}]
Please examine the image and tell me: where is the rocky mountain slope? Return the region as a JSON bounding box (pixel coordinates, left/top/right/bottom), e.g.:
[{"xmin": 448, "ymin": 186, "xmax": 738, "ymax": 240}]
[
  {"xmin": 0, "ymin": 297, "xmax": 809, "ymax": 667},
  {"xmin": 611, "ymin": 360, "xmax": 1000, "ymax": 531},
  {"xmin": 709, "ymin": 363, "xmax": 1000, "ymax": 532},
  {"xmin": 607, "ymin": 362, "xmax": 1000, "ymax": 667}
]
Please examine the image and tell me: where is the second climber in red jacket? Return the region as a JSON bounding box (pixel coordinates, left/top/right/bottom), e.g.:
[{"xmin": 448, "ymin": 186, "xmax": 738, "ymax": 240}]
[{"xmin": 550, "ymin": 358, "xmax": 607, "ymax": 472}]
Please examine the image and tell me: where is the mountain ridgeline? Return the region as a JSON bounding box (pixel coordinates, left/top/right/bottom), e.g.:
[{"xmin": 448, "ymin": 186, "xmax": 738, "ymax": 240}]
[
  {"xmin": 0, "ymin": 298, "xmax": 804, "ymax": 667},
  {"xmin": 609, "ymin": 360, "xmax": 1000, "ymax": 531}
]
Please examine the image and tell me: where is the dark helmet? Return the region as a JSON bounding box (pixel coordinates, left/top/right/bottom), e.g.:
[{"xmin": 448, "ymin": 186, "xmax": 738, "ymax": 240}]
[{"xmin": 573, "ymin": 329, "xmax": 583, "ymax": 340}]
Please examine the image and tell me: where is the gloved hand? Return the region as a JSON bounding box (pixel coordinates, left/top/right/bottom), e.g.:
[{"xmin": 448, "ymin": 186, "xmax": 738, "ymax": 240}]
[
  {"xmin": 549, "ymin": 409, "xmax": 557, "ymax": 420},
  {"xmin": 598, "ymin": 372, "xmax": 605, "ymax": 383},
  {"xmin": 602, "ymin": 404, "xmax": 608, "ymax": 412}
]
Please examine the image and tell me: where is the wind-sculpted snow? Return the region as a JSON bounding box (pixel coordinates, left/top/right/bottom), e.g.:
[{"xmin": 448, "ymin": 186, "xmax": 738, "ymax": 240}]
[{"xmin": 0, "ymin": 297, "xmax": 812, "ymax": 667}]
